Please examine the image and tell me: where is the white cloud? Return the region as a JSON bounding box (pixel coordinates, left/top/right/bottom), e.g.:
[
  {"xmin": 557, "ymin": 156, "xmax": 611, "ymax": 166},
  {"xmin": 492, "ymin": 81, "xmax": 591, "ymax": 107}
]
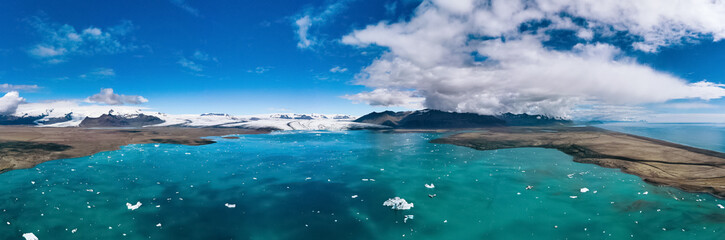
[
  {"xmin": 294, "ymin": 1, "xmax": 352, "ymax": 49},
  {"xmin": 0, "ymin": 91, "xmax": 25, "ymax": 115},
  {"xmin": 342, "ymin": 0, "xmax": 725, "ymax": 118},
  {"xmin": 80, "ymin": 68, "xmax": 115, "ymax": 78},
  {"xmin": 27, "ymin": 17, "xmax": 135, "ymax": 63},
  {"xmin": 296, "ymin": 16, "xmax": 314, "ymax": 48},
  {"xmin": 169, "ymin": 0, "xmax": 200, "ymax": 16},
  {"xmin": 192, "ymin": 50, "xmax": 209, "ymax": 61},
  {"xmin": 85, "ymin": 88, "xmax": 148, "ymax": 105},
  {"xmin": 178, "ymin": 57, "xmax": 203, "ymax": 72},
  {"xmin": 1, "ymin": 84, "xmax": 40, "ymax": 93},
  {"xmin": 344, "ymin": 88, "xmax": 424, "ymax": 109},
  {"xmin": 248, "ymin": 66, "xmax": 272, "ymax": 74},
  {"xmin": 330, "ymin": 66, "xmax": 348, "ymax": 73}
]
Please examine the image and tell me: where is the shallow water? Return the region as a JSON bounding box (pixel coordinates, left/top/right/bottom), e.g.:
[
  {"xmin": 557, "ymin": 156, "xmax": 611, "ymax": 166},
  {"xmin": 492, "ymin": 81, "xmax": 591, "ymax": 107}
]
[{"xmin": 1, "ymin": 128, "xmax": 725, "ymax": 239}]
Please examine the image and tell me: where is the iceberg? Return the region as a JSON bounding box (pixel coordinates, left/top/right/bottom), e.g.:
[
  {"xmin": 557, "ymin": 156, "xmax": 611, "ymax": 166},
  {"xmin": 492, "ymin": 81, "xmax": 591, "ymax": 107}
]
[
  {"xmin": 225, "ymin": 203, "xmax": 236, "ymax": 208},
  {"xmin": 580, "ymin": 187, "xmax": 589, "ymax": 193},
  {"xmin": 22, "ymin": 233, "xmax": 38, "ymax": 240},
  {"xmin": 425, "ymin": 183, "xmax": 435, "ymax": 189},
  {"xmin": 126, "ymin": 201, "xmax": 142, "ymax": 210},
  {"xmin": 383, "ymin": 197, "xmax": 414, "ymax": 210}
]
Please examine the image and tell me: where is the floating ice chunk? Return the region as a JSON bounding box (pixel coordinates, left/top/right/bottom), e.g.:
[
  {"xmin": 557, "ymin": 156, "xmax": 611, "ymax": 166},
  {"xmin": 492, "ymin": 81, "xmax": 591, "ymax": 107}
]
[
  {"xmin": 225, "ymin": 203, "xmax": 236, "ymax": 208},
  {"xmin": 71, "ymin": 229, "xmax": 77, "ymax": 233},
  {"xmin": 126, "ymin": 201, "xmax": 142, "ymax": 210},
  {"xmin": 351, "ymin": 195, "xmax": 358, "ymax": 199},
  {"xmin": 31, "ymin": 181, "xmax": 35, "ymax": 185},
  {"xmin": 525, "ymin": 185, "xmax": 533, "ymax": 190},
  {"xmin": 383, "ymin": 197, "xmax": 414, "ymax": 210},
  {"xmin": 22, "ymin": 233, "xmax": 38, "ymax": 240},
  {"xmin": 569, "ymin": 196, "xmax": 578, "ymax": 199},
  {"xmin": 428, "ymin": 194, "xmax": 436, "ymax": 198},
  {"xmin": 425, "ymin": 183, "xmax": 435, "ymax": 189},
  {"xmin": 156, "ymin": 223, "xmax": 162, "ymax": 227},
  {"xmin": 580, "ymin": 188, "xmax": 589, "ymax": 193},
  {"xmin": 362, "ymin": 179, "xmax": 369, "ymax": 181},
  {"xmin": 718, "ymin": 204, "xmax": 724, "ymax": 209},
  {"xmin": 305, "ymin": 177, "xmax": 311, "ymax": 180},
  {"xmin": 404, "ymin": 215, "xmax": 414, "ymax": 223}
]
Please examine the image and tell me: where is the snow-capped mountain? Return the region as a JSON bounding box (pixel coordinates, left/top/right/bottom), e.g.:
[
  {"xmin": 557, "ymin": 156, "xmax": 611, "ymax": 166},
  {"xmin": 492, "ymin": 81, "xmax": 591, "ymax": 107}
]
[{"xmin": 2, "ymin": 102, "xmax": 387, "ymax": 131}]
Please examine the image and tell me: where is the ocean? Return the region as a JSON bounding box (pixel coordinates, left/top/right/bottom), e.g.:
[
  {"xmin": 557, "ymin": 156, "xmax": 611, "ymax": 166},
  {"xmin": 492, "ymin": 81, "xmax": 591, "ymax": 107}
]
[{"xmin": 2, "ymin": 125, "xmax": 725, "ymax": 239}]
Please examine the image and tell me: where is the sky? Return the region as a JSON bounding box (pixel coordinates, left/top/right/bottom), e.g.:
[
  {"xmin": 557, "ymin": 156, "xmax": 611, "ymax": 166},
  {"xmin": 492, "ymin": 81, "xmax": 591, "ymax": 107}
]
[{"xmin": 2, "ymin": 0, "xmax": 725, "ymax": 121}]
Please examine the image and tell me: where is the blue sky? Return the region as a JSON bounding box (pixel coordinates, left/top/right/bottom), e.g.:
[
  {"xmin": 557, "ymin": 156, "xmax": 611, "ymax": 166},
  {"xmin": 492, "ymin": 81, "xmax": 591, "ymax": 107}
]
[
  {"xmin": 3, "ymin": 0, "xmax": 725, "ymax": 120},
  {"xmin": 0, "ymin": 0, "xmax": 420, "ymax": 115}
]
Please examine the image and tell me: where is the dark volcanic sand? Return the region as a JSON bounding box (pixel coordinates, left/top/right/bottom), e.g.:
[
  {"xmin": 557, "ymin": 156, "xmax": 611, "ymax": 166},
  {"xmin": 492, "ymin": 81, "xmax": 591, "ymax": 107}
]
[
  {"xmin": 432, "ymin": 126, "xmax": 725, "ymax": 198},
  {"xmin": 0, "ymin": 126, "xmax": 268, "ymax": 173}
]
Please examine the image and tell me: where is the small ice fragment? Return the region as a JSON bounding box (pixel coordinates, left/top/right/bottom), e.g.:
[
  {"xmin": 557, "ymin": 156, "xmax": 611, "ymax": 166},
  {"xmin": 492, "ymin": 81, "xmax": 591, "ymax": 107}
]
[
  {"xmin": 362, "ymin": 179, "xmax": 369, "ymax": 181},
  {"xmin": 31, "ymin": 181, "xmax": 35, "ymax": 185},
  {"xmin": 369, "ymin": 179, "xmax": 375, "ymax": 181},
  {"xmin": 156, "ymin": 223, "xmax": 162, "ymax": 227},
  {"xmin": 380, "ymin": 168, "xmax": 385, "ymax": 171},
  {"xmin": 525, "ymin": 185, "xmax": 533, "ymax": 190},
  {"xmin": 305, "ymin": 177, "xmax": 311, "ymax": 180},
  {"xmin": 425, "ymin": 183, "xmax": 435, "ymax": 189},
  {"xmin": 567, "ymin": 173, "xmax": 574, "ymax": 178},
  {"xmin": 443, "ymin": 220, "xmax": 448, "ymax": 223},
  {"xmin": 126, "ymin": 201, "xmax": 142, "ymax": 210},
  {"xmin": 351, "ymin": 195, "xmax": 358, "ymax": 199},
  {"xmin": 580, "ymin": 188, "xmax": 589, "ymax": 193},
  {"xmin": 71, "ymin": 229, "xmax": 77, "ymax": 233},
  {"xmin": 569, "ymin": 196, "xmax": 578, "ymax": 199},
  {"xmin": 717, "ymin": 204, "xmax": 724, "ymax": 209},
  {"xmin": 403, "ymin": 215, "xmax": 414, "ymax": 223},
  {"xmin": 643, "ymin": 191, "xmax": 648, "ymax": 195},
  {"xmin": 225, "ymin": 203, "xmax": 236, "ymax": 208},
  {"xmin": 428, "ymin": 194, "xmax": 437, "ymax": 198},
  {"xmin": 184, "ymin": 153, "xmax": 191, "ymax": 155},
  {"xmin": 383, "ymin": 197, "xmax": 414, "ymax": 210},
  {"xmin": 22, "ymin": 233, "xmax": 38, "ymax": 240}
]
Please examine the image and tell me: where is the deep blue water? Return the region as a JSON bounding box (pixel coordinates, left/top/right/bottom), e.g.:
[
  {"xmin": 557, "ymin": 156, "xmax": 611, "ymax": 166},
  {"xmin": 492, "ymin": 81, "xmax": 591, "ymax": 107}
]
[{"xmin": 1, "ymin": 127, "xmax": 725, "ymax": 239}]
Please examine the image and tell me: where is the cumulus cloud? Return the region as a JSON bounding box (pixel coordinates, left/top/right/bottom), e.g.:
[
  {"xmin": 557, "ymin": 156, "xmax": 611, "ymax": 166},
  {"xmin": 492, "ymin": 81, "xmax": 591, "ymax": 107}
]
[
  {"xmin": 85, "ymin": 88, "xmax": 148, "ymax": 105},
  {"xmin": 342, "ymin": 0, "xmax": 725, "ymax": 118},
  {"xmin": 294, "ymin": 1, "xmax": 352, "ymax": 49},
  {"xmin": 1, "ymin": 84, "xmax": 40, "ymax": 93},
  {"xmin": 27, "ymin": 17, "xmax": 135, "ymax": 63},
  {"xmin": 0, "ymin": 91, "xmax": 25, "ymax": 115},
  {"xmin": 344, "ymin": 89, "xmax": 424, "ymax": 109}
]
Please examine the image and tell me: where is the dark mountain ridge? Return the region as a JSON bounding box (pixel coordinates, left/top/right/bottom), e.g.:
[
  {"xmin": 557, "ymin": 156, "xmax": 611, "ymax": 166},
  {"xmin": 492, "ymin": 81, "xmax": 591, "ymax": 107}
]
[{"xmin": 354, "ymin": 110, "xmax": 570, "ymax": 129}]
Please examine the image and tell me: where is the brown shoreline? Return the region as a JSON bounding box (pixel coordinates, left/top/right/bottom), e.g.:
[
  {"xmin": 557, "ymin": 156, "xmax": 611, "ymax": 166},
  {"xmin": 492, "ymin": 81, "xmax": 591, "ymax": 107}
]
[
  {"xmin": 0, "ymin": 126, "xmax": 269, "ymax": 174},
  {"xmin": 431, "ymin": 126, "xmax": 725, "ymax": 199}
]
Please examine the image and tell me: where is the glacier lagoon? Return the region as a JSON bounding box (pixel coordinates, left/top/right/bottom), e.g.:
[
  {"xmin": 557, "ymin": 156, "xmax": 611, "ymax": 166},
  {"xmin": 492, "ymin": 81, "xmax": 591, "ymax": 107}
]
[{"xmin": 2, "ymin": 127, "xmax": 725, "ymax": 239}]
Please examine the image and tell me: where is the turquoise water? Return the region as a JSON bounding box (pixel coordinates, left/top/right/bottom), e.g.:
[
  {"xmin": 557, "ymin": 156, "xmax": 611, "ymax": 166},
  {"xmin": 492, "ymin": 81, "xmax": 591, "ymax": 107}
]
[{"xmin": 2, "ymin": 128, "xmax": 725, "ymax": 239}]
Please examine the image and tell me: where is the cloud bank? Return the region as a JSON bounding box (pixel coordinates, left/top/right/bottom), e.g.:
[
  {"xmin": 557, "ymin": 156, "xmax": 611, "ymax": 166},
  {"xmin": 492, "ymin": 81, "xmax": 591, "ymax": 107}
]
[
  {"xmin": 342, "ymin": 0, "xmax": 725, "ymax": 118},
  {"xmin": 86, "ymin": 88, "xmax": 148, "ymax": 105},
  {"xmin": 1, "ymin": 84, "xmax": 40, "ymax": 93},
  {"xmin": 294, "ymin": 0, "xmax": 352, "ymax": 49},
  {"xmin": 0, "ymin": 92, "xmax": 24, "ymax": 115}
]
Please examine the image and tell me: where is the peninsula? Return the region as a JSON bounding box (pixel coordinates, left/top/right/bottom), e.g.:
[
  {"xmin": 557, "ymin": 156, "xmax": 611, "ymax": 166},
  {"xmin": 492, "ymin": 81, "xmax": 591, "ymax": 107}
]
[{"xmin": 432, "ymin": 126, "xmax": 725, "ymax": 198}]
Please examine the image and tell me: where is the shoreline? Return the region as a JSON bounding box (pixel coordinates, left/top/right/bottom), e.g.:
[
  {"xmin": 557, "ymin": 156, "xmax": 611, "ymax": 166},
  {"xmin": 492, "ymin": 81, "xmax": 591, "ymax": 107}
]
[
  {"xmin": 0, "ymin": 126, "xmax": 269, "ymax": 174},
  {"xmin": 431, "ymin": 126, "xmax": 725, "ymax": 199}
]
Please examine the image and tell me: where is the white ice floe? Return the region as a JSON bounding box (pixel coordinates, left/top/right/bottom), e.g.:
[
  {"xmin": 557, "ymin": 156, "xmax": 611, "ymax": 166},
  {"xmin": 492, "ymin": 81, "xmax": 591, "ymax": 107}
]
[
  {"xmin": 22, "ymin": 233, "xmax": 38, "ymax": 240},
  {"xmin": 718, "ymin": 204, "xmax": 724, "ymax": 209},
  {"xmin": 126, "ymin": 201, "xmax": 142, "ymax": 210},
  {"xmin": 225, "ymin": 203, "xmax": 236, "ymax": 208},
  {"xmin": 351, "ymin": 195, "xmax": 359, "ymax": 199},
  {"xmin": 383, "ymin": 197, "xmax": 414, "ymax": 210},
  {"xmin": 404, "ymin": 215, "xmax": 414, "ymax": 223},
  {"xmin": 425, "ymin": 183, "xmax": 435, "ymax": 189},
  {"xmin": 569, "ymin": 196, "xmax": 578, "ymax": 199},
  {"xmin": 580, "ymin": 188, "xmax": 589, "ymax": 193},
  {"xmin": 71, "ymin": 229, "xmax": 77, "ymax": 233},
  {"xmin": 156, "ymin": 223, "xmax": 162, "ymax": 227},
  {"xmin": 525, "ymin": 185, "xmax": 533, "ymax": 190}
]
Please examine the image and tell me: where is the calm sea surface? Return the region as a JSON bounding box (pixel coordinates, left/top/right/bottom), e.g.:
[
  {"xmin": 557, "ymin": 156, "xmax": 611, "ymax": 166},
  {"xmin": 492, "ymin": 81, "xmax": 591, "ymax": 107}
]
[{"xmin": 2, "ymin": 125, "xmax": 725, "ymax": 239}]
